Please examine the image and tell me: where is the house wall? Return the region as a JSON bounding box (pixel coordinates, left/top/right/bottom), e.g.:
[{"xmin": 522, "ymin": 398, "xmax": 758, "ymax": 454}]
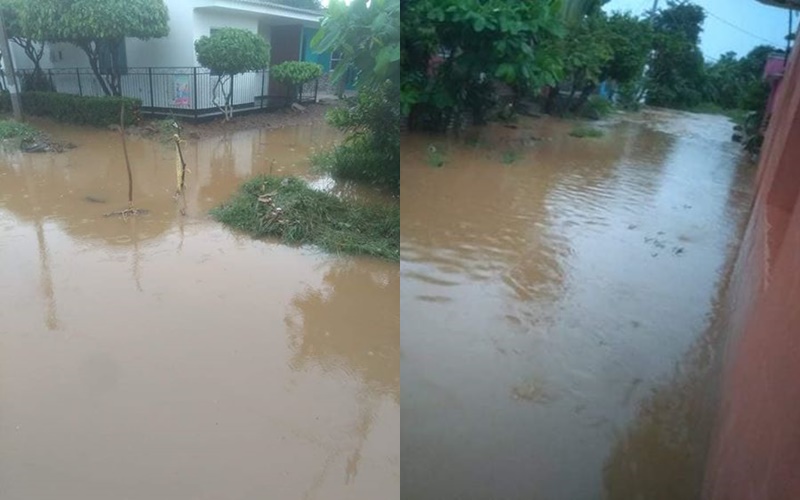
[
  {"xmin": 193, "ymin": 8, "xmax": 260, "ymax": 47},
  {"xmin": 301, "ymin": 27, "xmax": 330, "ymax": 72},
  {"xmin": 125, "ymin": 0, "xmax": 199, "ymax": 67},
  {"xmin": 702, "ymin": 29, "xmax": 800, "ymax": 500}
]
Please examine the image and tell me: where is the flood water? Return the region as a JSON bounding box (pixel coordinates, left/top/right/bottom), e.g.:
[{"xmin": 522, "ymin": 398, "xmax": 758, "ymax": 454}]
[
  {"xmin": 400, "ymin": 109, "xmax": 754, "ymax": 499},
  {"xmin": 0, "ymin": 120, "xmax": 399, "ymax": 499}
]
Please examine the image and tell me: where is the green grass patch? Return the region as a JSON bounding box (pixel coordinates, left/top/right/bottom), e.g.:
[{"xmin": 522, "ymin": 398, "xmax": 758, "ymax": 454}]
[
  {"xmin": 211, "ymin": 176, "xmax": 399, "ymax": 261},
  {"xmin": 569, "ymin": 125, "xmax": 604, "ymax": 138},
  {"xmin": 501, "ymin": 149, "xmax": 520, "ymax": 164},
  {"xmin": 153, "ymin": 118, "xmax": 181, "ymax": 142},
  {"xmin": 0, "ymin": 120, "xmax": 39, "ymax": 141},
  {"xmin": 426, "ymin": 145, "xmax": 446, "ymax": 167},
  {"xmin": 313, "ymin": 134, "xmax": 400, "ymax": 193}
]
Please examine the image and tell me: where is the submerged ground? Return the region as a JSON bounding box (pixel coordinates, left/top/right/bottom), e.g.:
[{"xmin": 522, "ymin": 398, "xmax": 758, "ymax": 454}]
[
  {"xmin": 400, "ymin": 109, "xmax": 754, "ymax": 500},
  {"xmin": 0, "ymin": 113, "xmax": 399, "ymax": 500}
]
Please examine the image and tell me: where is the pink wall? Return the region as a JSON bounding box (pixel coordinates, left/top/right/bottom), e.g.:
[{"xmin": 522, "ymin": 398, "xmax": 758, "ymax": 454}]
[{"xmin": 703, "ymin": 32, "xmax": 800, "ymax": 500}]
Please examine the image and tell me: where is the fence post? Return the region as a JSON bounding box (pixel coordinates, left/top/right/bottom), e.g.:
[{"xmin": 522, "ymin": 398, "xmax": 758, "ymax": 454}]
[
  {"xmin": 76, "ymin": 68, "xmax": 82, "ymax": 96},
  {"xmin": 260, "ymin": 68, "xmax": 265, "ymax": 110},
  {"xmin": 314, "ymin": 78, "xmax": 318, "ymax": 102},
  {"xmin": 229, "ymin": 74, "xmax": 234, "ymax": 117},
  {"xmin": 148, "ymin": 67, "xmax": 154, "ymax": 108},
  {"xmin": 192, "ymin": 67, "xmax": 198, "ymax": 120}
]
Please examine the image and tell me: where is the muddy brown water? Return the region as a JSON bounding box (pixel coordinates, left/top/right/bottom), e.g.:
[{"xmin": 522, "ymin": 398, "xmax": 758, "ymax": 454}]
[
  {"xmin": 0, "ymin": 121, "xmax": 399, "ymax": 499},
  {"xmin": 400, "ymin": 109, "xmax": 754, "ymax": 500}
]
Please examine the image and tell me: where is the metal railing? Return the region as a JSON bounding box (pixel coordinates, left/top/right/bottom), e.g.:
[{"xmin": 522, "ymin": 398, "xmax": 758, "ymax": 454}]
[{"xmin": 4, "ymin": 66, "xmax": 322, "ymax": 120}]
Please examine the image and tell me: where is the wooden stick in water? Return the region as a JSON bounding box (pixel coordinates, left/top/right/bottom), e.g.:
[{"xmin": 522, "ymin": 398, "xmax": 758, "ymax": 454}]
[{"xmin": 120, "ymin": 104, "xmax": 133, "ymax": 207}]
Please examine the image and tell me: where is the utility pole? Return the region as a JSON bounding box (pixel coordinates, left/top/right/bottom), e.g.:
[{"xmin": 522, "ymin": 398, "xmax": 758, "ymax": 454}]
[{"xmin": 0, "ymin": 10, "xmax": 21, "ymax": 120}]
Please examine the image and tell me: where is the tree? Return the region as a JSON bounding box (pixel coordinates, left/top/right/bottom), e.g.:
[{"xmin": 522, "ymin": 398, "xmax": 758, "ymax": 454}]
[
  {"xmin": 195, "ymin": 28, "xmax": 270, "ymax": 121},
  {"xmin": 45, "ymin": 0, "xmax": 170, "ymax": 96},
  {"xmin": 313, "ymin": 0, "xmax": 400, "ymax": 90},
  {"xmin": 602, "ymin": 12, "xmax": 652, "ymax": 85},
  {"xmin": 270, "ymin": 61, "xmax": 323, "ymax": 102},
  {"xmin": 399, "ymin": 0, "xmax": 564, "ymax": 129},
  {"xmin": 0, "ymin": 0, "xmax": 56, "ymax": 90},
  {"xmin": 544, "ymin": 13, "xmax": 612, "ymax": 115},
  {"xmin": 311, "ymin": 0, "xmax": 401, "ymax": 190},
  {"xmin": 646, "ymin": 1, "xmax": 706, "ymax": 108}
]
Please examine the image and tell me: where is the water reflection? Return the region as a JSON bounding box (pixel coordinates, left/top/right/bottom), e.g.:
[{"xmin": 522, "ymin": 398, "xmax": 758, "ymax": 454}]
[
  {"xmin": 287, "ymin": 260, "xmax": 399, "ymax": 399},
  {"xmin": 286, "ymin": 260, "xmax": 399, "ymax": 490},
  {"xmin": 0, "ymin": 121, "xmax": 354, "ymax": 248},
  {"xmin": 34, "ymin": 220, "xmax": 59, "ymax": 330}
]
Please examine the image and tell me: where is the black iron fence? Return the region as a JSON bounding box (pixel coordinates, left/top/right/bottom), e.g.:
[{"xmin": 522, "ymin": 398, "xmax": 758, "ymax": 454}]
[{"xmin": 4, "ymin": 67, "xmax": 326, "ymax": 120}]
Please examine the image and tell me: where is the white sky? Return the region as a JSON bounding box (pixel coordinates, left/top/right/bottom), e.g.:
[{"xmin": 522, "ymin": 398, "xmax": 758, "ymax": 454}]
[{"xmin": 604, "ymin": 0, "xmax": 792, "ymax": 60}]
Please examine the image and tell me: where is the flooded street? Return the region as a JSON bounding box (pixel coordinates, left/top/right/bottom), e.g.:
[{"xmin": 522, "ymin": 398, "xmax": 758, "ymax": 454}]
[
  {"xmin": 0, "ymin": 120, "xmax": 399, "ymax": 499},
  {"xmin": 400, "ymin": 109, "xmax": 754, "ymax": 499}
]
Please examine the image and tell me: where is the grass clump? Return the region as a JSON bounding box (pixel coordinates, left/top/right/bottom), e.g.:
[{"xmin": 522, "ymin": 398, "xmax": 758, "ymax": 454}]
[
  {"xmin": 314, "ymin": 82, "xmax": 399, "ymax": 193},
  {"xmin": 569, "ymin": 125, "xmax": 604, "ymax": 138},
  {"xmin": 581, "ymin": 95, "xmax": 614, "ymax": 120},
  {"xmin": 211, "ymin": 175, "xmax": 399, "ymax": 261},
  {"xmin": 501, "ymin": 149, "xmax": 520, "ymax": 164},
  {"xmin": 0, "ymin": 120, "xmax": 39, "ymax": 141},
  {"xmin": 426, "ymin": 144, "xmax": 445, "ymax": 167},
  {"xmin": 153, "ymin": 118, "xmax": 181, "ymax": 142}
]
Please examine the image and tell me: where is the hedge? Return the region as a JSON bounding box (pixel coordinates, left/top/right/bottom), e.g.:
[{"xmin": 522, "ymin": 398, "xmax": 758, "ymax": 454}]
[{"xmin": 0, "ymin": 91, "xmax": 141, "ymax": 127}]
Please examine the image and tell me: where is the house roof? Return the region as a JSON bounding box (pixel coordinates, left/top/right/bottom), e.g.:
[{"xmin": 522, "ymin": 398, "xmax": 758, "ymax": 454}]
[
  {"xmin": 228, "ymin": 0, "xmax": 324, "ymax": 16},
  {"xmin": 756, "ymin": 0, "xmax": 800, "ymax": 10}
]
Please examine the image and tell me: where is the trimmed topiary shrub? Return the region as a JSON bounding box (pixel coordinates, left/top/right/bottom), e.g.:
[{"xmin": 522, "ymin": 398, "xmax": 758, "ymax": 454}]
[{"xmin": 270, "ymin": 61, "xmax": 323, "ymax": 101}]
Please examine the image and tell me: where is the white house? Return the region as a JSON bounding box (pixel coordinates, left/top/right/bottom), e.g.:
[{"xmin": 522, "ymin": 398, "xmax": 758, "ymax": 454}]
[{"xmin": 7, "ymin": 0, "xmax": 337, "ymax": 117}]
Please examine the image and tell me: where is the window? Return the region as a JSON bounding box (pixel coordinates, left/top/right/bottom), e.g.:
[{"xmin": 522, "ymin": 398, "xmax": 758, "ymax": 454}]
[
  {"xmin": 330, "ymin": 51, "xmax": 342, "ymax": 70},
  {"xmin": 99, "ymin": 39, "xmax": 127, "ymax": 75}
]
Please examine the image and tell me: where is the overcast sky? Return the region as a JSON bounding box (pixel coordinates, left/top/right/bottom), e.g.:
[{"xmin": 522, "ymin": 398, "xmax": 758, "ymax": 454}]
[{"xmin": 604, "ymin": 0, "xmax": 792, "ymax": 60}]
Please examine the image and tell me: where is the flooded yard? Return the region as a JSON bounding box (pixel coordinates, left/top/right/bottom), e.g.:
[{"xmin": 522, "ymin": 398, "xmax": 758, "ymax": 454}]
[
  {"xmin": 400, "ymin": 109, "xmax": 754, "ymax": 499},
  {"xmin": 0, "ymin": 119, "xmax": 399, "ymax": 499}
]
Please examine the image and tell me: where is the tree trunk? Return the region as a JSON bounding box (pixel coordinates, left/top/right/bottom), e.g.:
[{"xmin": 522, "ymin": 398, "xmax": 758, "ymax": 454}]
[
  {"xmin": 80, "ymin": 42, "xmax": 113, "ymax": 96},
  {"xmin": 571, "ymin": 82, "xmax": 597, "ymax": 115},
  {"xmin": 108, "ymin": 40, "xmax": 123, "ymax": 96},
  {"xmin": 544, "ymin": 85, "xmax": 559, "ymax": 115},
  {"xmin": 565, "ymin": 74, "xmax": 580, "ymax": 115}
]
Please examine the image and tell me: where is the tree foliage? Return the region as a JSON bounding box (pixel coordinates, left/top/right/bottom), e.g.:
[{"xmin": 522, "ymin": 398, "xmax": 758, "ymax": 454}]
[
  {"xmin": 544, "ymin": 10, "xmax": 651, "ymax": 116},
  {"xmin": 271, "ymin": 61, "xmax": 323, "ymax": 101},
  {"xmin": 603, "ymin": 12, "xmax": 652, "ymax": 84},
  {"xmin": 646, "ymin": 1, "xmax": 706, "ymax": 108},
  {"xmin": 195, "ymin": 27, "xmax": 270, "ymax": 120},
  {"xmin": 311, "ymin": 0, "xmax": 400, "ymax": 191},
  {"xmin": 0, "ymin": 0, "xmax": 58, "ymax": 90},
  {"xmin": 12, "ymin": 0, "xmax": 170, "ymax": 96},
  {"xmin": 271, "ymin": 61, "xmax": 323, "ymax": 85},
  {"xmin": 401, "ymin": 0, "xmax": 564, "ymax": 130},
  {"xmin": 312, "ymin": 0, "xmax": 399, "ymax": 89},
  {"xmin": 703, "ymin": 45, "xmax": 778, "ymax": 110}
]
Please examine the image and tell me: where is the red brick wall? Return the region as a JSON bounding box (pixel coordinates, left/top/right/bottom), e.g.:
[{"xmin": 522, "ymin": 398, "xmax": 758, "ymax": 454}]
[{"xmin": 703, "ymin": 32, "xmax": 800, "ymax": 500}]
